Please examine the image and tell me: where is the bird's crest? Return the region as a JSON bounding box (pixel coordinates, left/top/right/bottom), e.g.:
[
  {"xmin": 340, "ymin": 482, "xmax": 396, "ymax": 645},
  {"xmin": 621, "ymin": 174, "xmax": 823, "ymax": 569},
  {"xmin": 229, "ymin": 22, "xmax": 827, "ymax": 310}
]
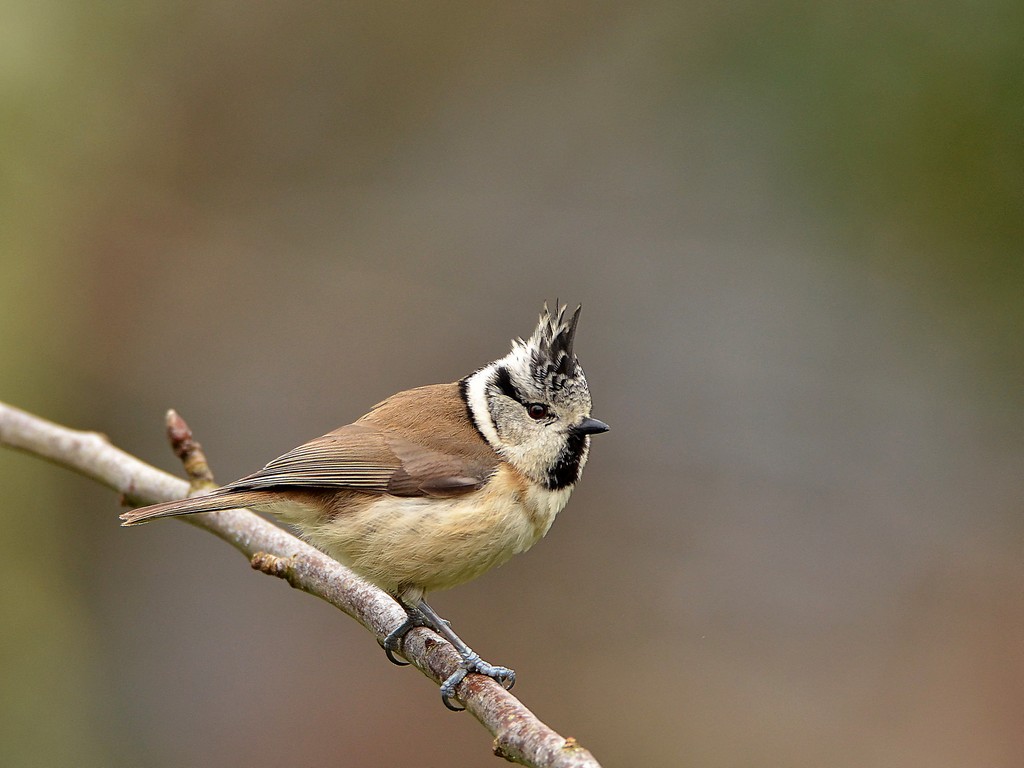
[{"xmin": 516, "ymin": 302, "xmax": 583, "ymax": 387}]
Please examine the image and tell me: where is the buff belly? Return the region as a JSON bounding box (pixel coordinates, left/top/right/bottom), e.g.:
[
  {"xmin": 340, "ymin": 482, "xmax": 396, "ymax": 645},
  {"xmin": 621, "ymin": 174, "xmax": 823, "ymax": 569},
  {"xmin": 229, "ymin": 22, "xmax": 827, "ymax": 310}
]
[{"xmin": 298, "ymin": 467, "xmax": 572, "ymax": 599}]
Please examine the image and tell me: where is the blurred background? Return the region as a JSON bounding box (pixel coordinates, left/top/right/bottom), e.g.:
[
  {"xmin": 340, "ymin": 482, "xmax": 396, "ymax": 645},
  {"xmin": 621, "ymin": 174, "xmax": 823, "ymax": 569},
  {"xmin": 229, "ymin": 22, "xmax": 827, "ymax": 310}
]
[{"xmin": 2, "ymin": 2, "xmax": 1023, "ymax": 766}]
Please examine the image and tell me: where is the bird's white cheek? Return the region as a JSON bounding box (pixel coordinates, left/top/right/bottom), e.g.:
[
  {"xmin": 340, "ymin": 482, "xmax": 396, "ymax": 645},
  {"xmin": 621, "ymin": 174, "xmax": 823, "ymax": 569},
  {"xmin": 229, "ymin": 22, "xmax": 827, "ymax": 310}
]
[{"xmin": 499, "ymin": 438, "xmax": 559, "ymax": 486}]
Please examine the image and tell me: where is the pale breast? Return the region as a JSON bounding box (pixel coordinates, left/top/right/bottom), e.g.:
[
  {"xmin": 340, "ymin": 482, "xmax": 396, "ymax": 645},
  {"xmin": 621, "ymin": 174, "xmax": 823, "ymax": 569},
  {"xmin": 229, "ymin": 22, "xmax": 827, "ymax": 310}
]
[{"xmin": 303, "ymin": 465, "xmax": 572, "ymax": 598}]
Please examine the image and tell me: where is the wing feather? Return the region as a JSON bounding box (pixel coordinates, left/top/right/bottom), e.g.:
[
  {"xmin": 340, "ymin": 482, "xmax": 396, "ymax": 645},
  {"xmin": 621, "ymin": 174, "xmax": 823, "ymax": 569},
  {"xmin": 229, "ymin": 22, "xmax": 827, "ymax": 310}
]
[
  {"xmin": 232, "ymin": 424, "xmax": 398, "ymax": 490},
  {"xmin": 229, "ymin": 421, "xmax": 498, "ymax": 498}
]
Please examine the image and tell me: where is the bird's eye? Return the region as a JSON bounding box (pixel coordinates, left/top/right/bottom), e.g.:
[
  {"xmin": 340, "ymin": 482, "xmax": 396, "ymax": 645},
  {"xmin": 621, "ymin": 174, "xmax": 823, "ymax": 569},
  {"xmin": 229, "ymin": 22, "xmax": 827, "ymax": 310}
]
[{"xmin": 527, "ymin": 403, "xmax": 549, "ymax": 420}]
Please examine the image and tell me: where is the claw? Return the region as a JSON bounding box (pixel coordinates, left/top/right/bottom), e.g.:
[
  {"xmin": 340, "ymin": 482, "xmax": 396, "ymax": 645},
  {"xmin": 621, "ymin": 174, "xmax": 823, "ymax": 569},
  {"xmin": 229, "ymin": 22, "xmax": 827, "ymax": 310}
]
[
  {"xmin": 439, "ymin": 651, "xmax": 517, "ymax": 711},
  {"xmin": 381, "ymin": 615, "xmax": 426, "ymax": 667},
  {"xmin": 383, "ymin": 643, "xmax": 410, "ymax": 667},
  {"xmin": 440, "ymin": 668, "xmax": 469, "ymax": 711}
]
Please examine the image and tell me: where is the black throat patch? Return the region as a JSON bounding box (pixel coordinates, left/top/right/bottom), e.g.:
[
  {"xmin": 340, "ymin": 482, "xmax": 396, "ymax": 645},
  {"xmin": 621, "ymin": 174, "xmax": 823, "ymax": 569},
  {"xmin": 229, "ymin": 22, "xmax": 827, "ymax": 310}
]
[{"xmin": 547, "ymin": 432, "xmax": 586, "ymax": 490}]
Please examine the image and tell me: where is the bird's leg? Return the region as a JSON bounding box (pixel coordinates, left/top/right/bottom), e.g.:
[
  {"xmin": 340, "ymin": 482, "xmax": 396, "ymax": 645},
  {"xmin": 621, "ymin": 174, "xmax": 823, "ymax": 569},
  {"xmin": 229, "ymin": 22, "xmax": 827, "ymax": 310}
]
[
  {"xmin": 414, "ymin": 599, "xmax": 516, "ymax": 711},
  {"xmin": 381, "ymin": 599, "xmax": 433, "ymax": 667}
]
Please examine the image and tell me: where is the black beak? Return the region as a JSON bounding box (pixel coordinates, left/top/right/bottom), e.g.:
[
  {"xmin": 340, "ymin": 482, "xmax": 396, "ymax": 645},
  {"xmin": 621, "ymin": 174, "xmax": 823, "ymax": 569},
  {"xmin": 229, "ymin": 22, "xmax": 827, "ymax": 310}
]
[{"xmin": 572, "ymin": 417, "xmax": 610, "ymax": 436}]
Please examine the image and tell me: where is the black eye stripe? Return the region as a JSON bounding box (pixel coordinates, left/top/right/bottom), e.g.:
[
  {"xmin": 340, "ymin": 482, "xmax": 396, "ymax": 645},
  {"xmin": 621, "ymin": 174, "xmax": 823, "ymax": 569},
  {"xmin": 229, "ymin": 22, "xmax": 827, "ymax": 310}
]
[{"xmin": 493, "ymin": 366, "xmax": 528, "ymax": 406}]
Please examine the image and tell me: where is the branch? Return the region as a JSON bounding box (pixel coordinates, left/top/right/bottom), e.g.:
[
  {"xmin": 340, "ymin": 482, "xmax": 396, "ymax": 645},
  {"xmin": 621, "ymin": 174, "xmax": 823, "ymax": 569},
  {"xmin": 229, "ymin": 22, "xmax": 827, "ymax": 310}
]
[{"xmin": 0, "ymin": 401, "xmax": 601, "ymax": 768}]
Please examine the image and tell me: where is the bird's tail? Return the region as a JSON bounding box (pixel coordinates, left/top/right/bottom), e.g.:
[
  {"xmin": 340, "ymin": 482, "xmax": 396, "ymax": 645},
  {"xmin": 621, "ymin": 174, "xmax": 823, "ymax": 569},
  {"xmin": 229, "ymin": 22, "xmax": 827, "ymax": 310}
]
[{"xmin": 120, "ymin": 489, "xmax": 276, "ymax": 526}]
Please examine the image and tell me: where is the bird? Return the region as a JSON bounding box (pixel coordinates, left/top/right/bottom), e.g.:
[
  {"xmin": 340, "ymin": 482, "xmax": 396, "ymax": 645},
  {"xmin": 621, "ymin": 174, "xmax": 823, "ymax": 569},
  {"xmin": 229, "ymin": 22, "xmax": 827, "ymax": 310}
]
[{"xmin": 121, "ymin": 302, "xmax": 608, "ymax": 710}]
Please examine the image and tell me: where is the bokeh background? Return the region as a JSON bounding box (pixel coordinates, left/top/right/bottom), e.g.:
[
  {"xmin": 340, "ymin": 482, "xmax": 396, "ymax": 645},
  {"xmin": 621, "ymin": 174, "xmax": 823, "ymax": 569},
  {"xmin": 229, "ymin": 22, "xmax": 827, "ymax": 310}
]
[{"xmin": 2, "ymin": 3, "xmax": 1023, "ymax": 766}]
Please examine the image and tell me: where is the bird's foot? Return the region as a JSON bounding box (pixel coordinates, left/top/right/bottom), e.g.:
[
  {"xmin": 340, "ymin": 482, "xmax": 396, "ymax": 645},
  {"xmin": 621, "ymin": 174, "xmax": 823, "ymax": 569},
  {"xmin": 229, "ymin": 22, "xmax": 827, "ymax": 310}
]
[
  {"xmin": 381, "ymin": 614, "xmax": 429, "ymax": 667},
  {"xmin": 381, "ymin": 604, "xmax": 453, "ymax": 666},
  {"xmin": 387, "ymin": 598, "xmax": 516, "ymax": 711},
  {"xmin": 440, "ymin": 650, "xmax": 516, "ymax": 711}
]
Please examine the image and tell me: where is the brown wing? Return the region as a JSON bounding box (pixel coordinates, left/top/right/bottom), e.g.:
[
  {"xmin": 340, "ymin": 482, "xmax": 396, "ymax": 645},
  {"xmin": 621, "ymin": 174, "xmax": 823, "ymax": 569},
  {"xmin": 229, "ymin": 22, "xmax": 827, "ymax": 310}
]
[
  {"xmin": 381, "ymin": 432, "xmax": 494, "ymax": 496},
  {"xmin": 232, "ymin": 424, "xmax": 399, "ymax": 491},
  {"xmin": 358, "ymin": 382, "xmax": 501, "ymax": 496},
  {"xmin": 121, "ymin": 383, "xmax": 501, "ymax": 526},
  {"xmin": 232, "ymin": 383, "xmax": 499, "ymax": 498}
]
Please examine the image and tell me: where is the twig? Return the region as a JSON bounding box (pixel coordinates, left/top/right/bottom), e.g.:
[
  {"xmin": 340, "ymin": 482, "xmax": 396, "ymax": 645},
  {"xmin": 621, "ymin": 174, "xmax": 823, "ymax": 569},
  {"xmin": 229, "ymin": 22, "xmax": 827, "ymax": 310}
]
[
  {"xmin": 165, "ymin": 408, "xmax": 215, "ymax": 491},
  {"xmin": 0, "ymin": 401, "xmax": 602, "ymax": 768}
]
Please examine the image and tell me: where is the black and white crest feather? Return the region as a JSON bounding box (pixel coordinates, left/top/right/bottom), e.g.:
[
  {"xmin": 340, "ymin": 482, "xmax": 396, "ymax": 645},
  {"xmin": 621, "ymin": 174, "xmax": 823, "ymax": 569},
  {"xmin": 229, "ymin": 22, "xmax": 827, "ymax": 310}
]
[{"xmin": 521, "ymin": 302, "xmax": 582, "ymax": 388}]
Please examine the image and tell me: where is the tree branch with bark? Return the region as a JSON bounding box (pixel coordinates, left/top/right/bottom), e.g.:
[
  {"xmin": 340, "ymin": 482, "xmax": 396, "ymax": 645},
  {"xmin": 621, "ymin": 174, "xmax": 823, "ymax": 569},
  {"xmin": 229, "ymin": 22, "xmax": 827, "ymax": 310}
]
[{"xmin": 0, "ymin": 400, "xmax": 602, "ymax": 768}]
